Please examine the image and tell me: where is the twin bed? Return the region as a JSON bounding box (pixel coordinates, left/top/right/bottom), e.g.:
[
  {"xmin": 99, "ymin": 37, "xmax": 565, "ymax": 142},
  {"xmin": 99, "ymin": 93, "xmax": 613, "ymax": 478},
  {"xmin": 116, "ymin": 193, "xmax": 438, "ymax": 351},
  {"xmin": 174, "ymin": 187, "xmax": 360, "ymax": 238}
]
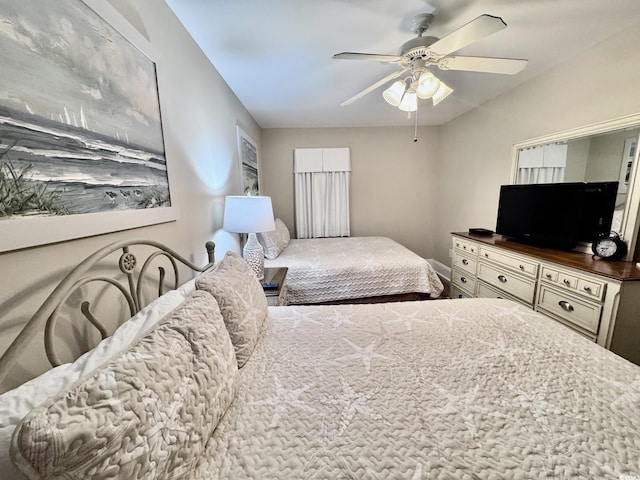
[
  {"xmin": 1, "ymin": 239, "xmax": 639, "ymax": 479},
  {"xmin": 258, "ymin": 219, "xmax": 444, "ymax": 304}
]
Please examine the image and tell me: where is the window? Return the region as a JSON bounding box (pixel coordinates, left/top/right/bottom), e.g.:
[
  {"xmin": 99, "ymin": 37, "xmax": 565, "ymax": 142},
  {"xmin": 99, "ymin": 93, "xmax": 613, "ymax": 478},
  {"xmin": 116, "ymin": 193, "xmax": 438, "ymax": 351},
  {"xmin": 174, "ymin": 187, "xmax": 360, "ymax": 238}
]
[{"xmin": 293, "ymin": 148, "xmax": 351, "ymax": 238}]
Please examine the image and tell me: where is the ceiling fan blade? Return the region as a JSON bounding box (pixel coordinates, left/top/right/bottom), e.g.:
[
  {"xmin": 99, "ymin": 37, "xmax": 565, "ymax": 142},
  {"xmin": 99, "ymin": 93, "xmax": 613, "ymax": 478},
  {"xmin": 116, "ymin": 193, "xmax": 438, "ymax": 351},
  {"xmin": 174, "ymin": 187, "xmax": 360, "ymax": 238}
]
[
  {"xmin": 438, "ymin": 56, "xmax": 528, "ymax": 74},
  {"xmin": 426, "ymin": 14, "xmax": 507, "ymax": 57},
  {"xmin": 340, "ymin": 68, "xmax": 409, "ymax": 106},
  {"xmin": 333, "ymin": 52, "xmax": 403, "ymax": 63}
]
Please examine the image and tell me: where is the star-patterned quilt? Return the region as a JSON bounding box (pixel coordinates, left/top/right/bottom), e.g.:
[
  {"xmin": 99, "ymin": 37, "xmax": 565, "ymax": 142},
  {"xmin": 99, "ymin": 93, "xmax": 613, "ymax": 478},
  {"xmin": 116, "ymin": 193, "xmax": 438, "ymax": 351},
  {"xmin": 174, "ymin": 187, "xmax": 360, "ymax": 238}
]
[
  {"xmin": 263, "ymin": 236, "xmax": 444, "ymax": 304},
  {"xmin": 204, "ymin": 298, "xmax": 640, "ymax": 479}
]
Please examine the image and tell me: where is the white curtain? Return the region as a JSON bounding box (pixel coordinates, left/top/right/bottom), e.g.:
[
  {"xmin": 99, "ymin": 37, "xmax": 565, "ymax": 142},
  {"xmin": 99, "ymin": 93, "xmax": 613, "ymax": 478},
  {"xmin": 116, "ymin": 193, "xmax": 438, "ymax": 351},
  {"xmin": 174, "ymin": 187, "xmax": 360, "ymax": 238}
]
[
  {"xmin": 294, "ymin": 148, "xmax": 350, "ymax": 238},
  {"xmin": 516, "ymin": 167, "xmax": 565, "ymax": 184},
  {"xmin": 516, "ymin": 143, "xmax": 567, "ymax": 184}
]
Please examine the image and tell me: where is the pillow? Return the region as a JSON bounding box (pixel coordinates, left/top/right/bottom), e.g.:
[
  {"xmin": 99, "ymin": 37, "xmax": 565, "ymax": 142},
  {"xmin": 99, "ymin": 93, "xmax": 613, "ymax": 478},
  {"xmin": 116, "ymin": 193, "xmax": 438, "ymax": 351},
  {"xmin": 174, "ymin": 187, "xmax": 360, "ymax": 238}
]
[
  {"xmin": 11, "ymin": 291, "xmax": 237, "ymax": 480},
  {"xmin": 0, "ymin": 286, "xmax": 191, "ymax": 480},
  {"xmin": 176, "ymin": 277, "xmax": 197, "ymax": 298},
  {"xmin": 257, "ymin": 218, "xmax": 290, "ymax": 259},
  {"xmin": 195, "ymin": 251, "xmax": 268, "ymax": 367}
]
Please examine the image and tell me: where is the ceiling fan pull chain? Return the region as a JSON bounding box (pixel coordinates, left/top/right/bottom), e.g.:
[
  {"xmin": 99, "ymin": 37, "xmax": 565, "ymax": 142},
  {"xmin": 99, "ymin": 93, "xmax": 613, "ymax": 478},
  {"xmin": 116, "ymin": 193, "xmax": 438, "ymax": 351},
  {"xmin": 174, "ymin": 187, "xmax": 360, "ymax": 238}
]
[{"xmin": 413, "ymin": 106, "xmax": 418, "ymax": 142}]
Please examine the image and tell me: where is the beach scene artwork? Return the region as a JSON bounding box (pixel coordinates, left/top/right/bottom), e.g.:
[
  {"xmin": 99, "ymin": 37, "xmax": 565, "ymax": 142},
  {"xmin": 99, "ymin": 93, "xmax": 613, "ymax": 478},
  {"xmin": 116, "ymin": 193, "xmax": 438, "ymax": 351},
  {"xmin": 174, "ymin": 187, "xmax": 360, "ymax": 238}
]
[
  {"xmin": 238, "ymin": 127, "xmax": 258, "ymax": 195},
  {"xmin": 0, "ymin": 0, "xmax": 170, "ymax": 221}
]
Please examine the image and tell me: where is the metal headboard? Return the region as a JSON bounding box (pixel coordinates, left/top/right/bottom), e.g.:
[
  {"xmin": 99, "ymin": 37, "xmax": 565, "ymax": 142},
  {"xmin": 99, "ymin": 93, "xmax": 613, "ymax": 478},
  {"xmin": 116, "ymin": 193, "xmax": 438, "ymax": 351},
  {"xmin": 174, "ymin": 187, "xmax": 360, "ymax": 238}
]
[{"xmin": 0, "ymin": 239, "xmax": 215, "ymax": 385}]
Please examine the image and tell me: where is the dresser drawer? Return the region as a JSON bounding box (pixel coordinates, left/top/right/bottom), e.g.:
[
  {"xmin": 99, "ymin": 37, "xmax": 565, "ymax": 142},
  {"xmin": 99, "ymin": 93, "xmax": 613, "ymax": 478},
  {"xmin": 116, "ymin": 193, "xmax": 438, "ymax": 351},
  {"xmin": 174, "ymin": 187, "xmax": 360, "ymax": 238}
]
[
  {"xmin": 541, "ymin": 266, "xmax": 559, "ymax": 283},
  {"xmin": 450, "ymin": 284, "xmax": 473, "ymax": 299},
  {"xmin": 477, "ymin": 262, "xmax": 536, "ymax": 304},
  {"xmin": 452, "ymin": 252, "xmax": 477, "ymax": 275},
  {"xmin": 540, "ymin": 264, "xmax": 606, "ymax": 301},
  {"xmin": 476, "ymin": 281, "xmax": 531, "ymax": 308},
  {"xmin": 577, "ymin": 278, "xmax": 604, "ymax": 300},
  {"xmin": 536, "ymin": 285, "xmax": 602, "ymax": 335},
  {"xmin": 479, "ymin": 246, "xmax": 538, "ymax": 278},
  {"xmin": 452, "ymin": 237, "xmax": 479, "ymax": 256},
  {"xmin": 451, "ymin": 268, "xmax": 476, "ymax": 295}
]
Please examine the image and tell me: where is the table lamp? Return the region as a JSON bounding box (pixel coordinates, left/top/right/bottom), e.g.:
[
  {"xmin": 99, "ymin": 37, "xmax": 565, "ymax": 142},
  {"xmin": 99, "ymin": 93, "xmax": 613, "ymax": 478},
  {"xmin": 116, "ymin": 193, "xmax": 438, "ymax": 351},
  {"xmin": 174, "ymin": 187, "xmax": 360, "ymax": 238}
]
[{"xmin": 223, "ymin": 195, "xmax": 275, "ymax": 279}]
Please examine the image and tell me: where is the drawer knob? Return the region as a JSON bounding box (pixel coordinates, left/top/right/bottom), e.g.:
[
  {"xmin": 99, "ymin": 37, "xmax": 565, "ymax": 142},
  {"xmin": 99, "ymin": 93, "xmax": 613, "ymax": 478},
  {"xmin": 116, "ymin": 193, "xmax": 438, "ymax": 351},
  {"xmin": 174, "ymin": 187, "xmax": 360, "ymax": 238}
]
[
  {"xmin": 458, "ymin": 294, "xmax": 463, "ymax": 298},
  {"xmin": 484, "ymin": 253, "xmax": 489, "ymax": 258},
  {"xmin": 462, "ymin": 259, "xmax": 469, "ymax": 265},
  {"xmin": 546, "ymin": 273, "xmax": 552, "ymax": 279},
  {"xmin": 519, "ymin": 264, "xmax": 524, "ymax": 270},
  {"xmin": 563, "ymin": 279, "xmax": 571, "ymax": 285},
  {"xmin": 463, "ymin": 245, "xmax": 467, "ymax": 250},
  {"xmin": 583, "ymin": 285, "xmax": 592, "ymax": 292},
  {"xmin": 461, "ymin": 277, "xmax": 467, "ymax": 284},
  {"xmin": 558, "ymin": 300, "xmax": 574, "ymax": 312},
  {"xmin": 498, "ymin": 275, "xmax": 507, "ymax": 283}
]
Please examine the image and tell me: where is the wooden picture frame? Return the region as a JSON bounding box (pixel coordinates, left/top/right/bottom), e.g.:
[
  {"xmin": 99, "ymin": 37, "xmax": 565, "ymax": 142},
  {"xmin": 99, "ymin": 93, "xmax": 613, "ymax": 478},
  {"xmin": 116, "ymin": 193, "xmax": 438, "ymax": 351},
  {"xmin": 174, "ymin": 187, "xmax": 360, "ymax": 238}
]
[{"xmin": 0, "ymin": 0, "xmax": 177, "ymax": 253}]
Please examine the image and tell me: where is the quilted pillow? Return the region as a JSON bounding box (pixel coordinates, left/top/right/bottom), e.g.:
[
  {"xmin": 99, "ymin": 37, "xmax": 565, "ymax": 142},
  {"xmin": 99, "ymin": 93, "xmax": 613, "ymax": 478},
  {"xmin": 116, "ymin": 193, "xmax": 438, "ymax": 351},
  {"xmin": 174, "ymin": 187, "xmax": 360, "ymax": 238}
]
[
  {"xmin": 195, "ymin": 251, "xmax": 268, "ymax": 367},
  {"xmin": 0, "ymin": 287, "xmax": 195, "ymax": 480},
  {"xmin": 257, "ymin": 218, "xmax": 290, "ymax": 259},
  {"xmin": 11, "ymin": 291, "xmax": 238, "ymax": 480}
]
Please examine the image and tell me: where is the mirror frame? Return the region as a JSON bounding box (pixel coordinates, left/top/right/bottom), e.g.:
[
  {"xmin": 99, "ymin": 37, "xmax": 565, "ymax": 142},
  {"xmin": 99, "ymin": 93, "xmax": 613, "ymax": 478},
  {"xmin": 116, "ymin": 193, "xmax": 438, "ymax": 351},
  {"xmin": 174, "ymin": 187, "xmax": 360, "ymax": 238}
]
[{"xmin": 509, "ymin": 113, "xmax": 640, "ymax": 261}]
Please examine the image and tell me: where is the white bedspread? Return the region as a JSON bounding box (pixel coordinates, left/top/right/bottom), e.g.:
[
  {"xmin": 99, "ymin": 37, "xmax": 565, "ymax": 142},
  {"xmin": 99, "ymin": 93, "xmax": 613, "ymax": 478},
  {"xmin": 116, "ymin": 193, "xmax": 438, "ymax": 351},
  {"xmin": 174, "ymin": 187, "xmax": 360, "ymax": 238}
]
[
  {"xmin": 264, "ymin": 236, "xmax": 444, "ymax": 304},
  {"xmin": 204, "ymin": 298, "xmax": 640, "ymax": 479}
]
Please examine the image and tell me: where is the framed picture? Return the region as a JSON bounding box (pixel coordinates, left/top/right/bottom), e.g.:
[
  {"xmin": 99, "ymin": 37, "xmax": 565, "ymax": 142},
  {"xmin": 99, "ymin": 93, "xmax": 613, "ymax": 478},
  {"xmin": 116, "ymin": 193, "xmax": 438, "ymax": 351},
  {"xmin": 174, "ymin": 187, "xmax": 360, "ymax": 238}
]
[
  {"xmin": 237, "ymin": 126, "xmax": 259, "ymax": 195},
  {"xmin": 0, "ymin": 0, "xmax": 177, "ymax": 253}
]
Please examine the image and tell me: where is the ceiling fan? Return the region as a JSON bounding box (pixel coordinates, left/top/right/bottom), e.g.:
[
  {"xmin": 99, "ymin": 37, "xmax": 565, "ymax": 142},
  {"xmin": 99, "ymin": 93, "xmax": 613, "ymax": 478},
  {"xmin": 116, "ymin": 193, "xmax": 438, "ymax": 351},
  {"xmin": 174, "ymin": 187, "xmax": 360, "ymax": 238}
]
[{"xmin": 333, "ymin": 13, "xmax": 528, "ymax": 111}]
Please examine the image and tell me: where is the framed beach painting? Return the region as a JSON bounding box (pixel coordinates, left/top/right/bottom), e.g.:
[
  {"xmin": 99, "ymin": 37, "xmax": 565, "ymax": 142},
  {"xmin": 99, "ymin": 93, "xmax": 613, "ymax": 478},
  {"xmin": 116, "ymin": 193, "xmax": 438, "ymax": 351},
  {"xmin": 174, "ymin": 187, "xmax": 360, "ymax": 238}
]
[
  {"xmin": 0, "ymin": 0, "xmax": 177, "ymax": 252},
  {"xmin": 237, "ymin": 126, "xmax": 259, "ymax": 195}
]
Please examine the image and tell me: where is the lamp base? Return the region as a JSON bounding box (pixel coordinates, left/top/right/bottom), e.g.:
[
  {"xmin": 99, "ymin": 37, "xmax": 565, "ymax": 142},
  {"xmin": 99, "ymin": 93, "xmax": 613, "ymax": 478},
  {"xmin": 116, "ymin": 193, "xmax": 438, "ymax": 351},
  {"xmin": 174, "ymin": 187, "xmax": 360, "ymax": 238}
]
[{"xmin": 243, "ymin": 232, "xmax": 265, "ymax": 280}]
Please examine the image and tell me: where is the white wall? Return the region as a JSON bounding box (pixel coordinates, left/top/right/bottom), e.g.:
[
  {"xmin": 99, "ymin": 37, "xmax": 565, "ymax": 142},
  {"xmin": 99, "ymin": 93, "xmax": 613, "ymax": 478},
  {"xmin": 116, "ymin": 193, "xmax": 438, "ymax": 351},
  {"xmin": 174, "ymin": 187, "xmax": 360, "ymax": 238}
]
[
  {"xmin": 261, "ymin": 126, "xmax": 440, "ymax": 257},
  {"xmin": 432, "ymin": 21, "xmax": 640, "ymax": 265},
  {"xmin": 0, "ymin": 0, "xmax": 259, "ymax": 392}
]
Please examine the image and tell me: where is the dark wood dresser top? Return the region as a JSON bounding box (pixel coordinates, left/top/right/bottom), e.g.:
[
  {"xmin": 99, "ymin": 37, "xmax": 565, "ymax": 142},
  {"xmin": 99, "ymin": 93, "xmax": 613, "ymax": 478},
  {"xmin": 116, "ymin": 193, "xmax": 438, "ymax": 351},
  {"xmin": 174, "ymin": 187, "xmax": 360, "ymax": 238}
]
[{"xmin": 452, "ymin": 232, "xmax": 640, "ymax": 282}]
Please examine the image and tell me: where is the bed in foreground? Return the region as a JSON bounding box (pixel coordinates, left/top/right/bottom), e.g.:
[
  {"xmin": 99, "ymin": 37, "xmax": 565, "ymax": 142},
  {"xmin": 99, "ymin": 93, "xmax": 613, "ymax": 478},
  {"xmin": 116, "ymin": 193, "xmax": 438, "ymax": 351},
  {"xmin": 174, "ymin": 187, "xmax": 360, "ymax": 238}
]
[
  {"xmin": 1, "ymin": 240, "xmax": 639, "ymax": 479},
  {"xmin": 207, "ymin": 298, "xmax": 640, "ymax": 478},
  {"xmin": 259, "ymin": 220, "xmax": 444, "ymax": 304}
]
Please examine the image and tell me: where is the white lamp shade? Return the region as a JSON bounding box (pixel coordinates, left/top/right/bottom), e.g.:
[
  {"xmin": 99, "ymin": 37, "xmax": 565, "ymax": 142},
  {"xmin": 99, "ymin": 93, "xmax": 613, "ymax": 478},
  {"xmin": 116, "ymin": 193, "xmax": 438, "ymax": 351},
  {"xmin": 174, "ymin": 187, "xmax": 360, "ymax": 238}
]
[
  {"xmin": 383, "ymin": 80, "xmax": 406, "ymax": 107},
  {"xmin": 398, "ymin": 91, "xmax": 417, "ymax": 112},
  {"xmin": 416, "ymin": 71, "xmax": 441, "ymax": 99},
  {"xmin": 432, "ymin": 81, "xmax": 454, "ymax": 105},
  {"xmin": 223, "ymin": 195, "xmax": 276, "ymax": 233}
]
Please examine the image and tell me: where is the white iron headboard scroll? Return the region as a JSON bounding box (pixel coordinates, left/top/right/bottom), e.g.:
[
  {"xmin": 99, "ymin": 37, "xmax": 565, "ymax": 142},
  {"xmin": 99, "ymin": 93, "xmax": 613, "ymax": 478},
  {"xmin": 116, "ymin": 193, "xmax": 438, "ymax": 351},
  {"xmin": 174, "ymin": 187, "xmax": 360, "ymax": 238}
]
[{"xmin": 0, "ymin": 239, "xmax": 215, "ymax": 385}]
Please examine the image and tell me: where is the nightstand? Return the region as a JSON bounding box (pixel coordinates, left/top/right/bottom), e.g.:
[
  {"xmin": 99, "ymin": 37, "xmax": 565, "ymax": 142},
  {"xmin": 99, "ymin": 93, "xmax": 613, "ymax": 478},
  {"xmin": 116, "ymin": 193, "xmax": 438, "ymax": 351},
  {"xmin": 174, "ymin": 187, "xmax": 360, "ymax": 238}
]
[{"xmin": 261, "ymin": 267, "xmax": 288, "ymax": 306}]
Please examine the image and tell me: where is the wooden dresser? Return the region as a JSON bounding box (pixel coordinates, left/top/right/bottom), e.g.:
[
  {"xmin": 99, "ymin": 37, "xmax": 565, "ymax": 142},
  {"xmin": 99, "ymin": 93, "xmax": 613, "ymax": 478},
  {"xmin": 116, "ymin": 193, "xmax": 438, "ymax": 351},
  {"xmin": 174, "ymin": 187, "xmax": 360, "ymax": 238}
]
[{"xmin": 451, "ymin": 232, "xmax": 640, "ymax": 366}]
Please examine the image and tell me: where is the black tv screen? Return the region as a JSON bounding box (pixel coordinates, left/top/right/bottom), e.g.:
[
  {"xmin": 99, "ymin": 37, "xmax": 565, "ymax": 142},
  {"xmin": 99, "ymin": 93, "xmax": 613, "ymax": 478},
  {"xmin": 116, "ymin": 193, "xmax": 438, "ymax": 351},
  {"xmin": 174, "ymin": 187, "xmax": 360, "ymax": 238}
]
[
  {"xmin": 496, "ymin": 182, "xmax": 618, "ymax": 249},
  {"xmin": 578, "ymin": 181, "xmax": 618, "ymax": 242}
]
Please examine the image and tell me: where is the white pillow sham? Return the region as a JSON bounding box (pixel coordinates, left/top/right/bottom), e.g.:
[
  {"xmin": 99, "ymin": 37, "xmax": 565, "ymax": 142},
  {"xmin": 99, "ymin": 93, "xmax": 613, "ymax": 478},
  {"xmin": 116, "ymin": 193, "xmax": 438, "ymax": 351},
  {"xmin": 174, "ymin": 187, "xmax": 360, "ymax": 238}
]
[
  {"xmin": 0, "ymin": 280, "xmax": 196, "ymax": 480},
  {"xmin": 257, "ymin": 218, "xmax": 291, "ymax": 259},
  {"xmin": 11, "ymin": 291, "xmax": 237, "ymax": 480},
  {"xmin": 195, "ymin": 251, "xmax": 268, "ymax": 368}
]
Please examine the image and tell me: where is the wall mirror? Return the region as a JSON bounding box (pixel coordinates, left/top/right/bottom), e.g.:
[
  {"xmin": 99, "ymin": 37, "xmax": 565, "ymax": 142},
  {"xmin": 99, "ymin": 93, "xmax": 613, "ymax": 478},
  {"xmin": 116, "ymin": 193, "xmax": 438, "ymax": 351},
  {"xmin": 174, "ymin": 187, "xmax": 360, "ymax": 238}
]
[{"xmin": 509, "ymin": 113, "xmax": 640, "ymax": 261}]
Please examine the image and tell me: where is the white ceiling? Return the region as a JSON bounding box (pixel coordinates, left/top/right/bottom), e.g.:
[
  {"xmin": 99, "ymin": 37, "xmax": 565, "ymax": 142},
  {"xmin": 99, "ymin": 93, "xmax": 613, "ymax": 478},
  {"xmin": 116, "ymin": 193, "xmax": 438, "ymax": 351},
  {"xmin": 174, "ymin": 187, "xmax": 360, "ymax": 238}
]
[{"xmin": 165, "ymin": 0, "xmax": 640, "ymax": 129}]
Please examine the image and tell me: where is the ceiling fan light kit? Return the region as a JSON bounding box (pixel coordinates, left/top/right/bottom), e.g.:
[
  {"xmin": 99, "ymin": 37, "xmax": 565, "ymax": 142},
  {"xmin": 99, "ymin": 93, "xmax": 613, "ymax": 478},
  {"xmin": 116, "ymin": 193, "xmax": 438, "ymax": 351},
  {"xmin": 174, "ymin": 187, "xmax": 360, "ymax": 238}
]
[
  {"xmin": 382, "ymin": 80, "xmax": 406, "ymax": 107},
  {"xmin": 432, "ymin": 82, "xmax": 454, "ymax": 105},
  {"xmin": 382, "ymin": 67, "xmax": 453, "ymax": 110},
  {"xmin": 416, "ymin": 71, "xmax": 441, "ymax": 99},
  {"xmin": 398, "ymin": 91, "xmax": 418, "ymax": 112},
  {"xmin": 334, "ymin": 13, "xmax": 528, "ymax": 111}
]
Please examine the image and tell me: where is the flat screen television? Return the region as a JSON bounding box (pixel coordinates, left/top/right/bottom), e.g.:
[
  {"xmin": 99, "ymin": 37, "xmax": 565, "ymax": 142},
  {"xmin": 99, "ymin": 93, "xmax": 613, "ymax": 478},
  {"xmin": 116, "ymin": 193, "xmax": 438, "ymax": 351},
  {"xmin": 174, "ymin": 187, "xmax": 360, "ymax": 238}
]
[
  {"xmin": 578, "ymin": 181, "xmax": 619, "ymax": 241},
  {"xmin": 495, "ymin": 181, "xmax": 618, "ymax": 250}
]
